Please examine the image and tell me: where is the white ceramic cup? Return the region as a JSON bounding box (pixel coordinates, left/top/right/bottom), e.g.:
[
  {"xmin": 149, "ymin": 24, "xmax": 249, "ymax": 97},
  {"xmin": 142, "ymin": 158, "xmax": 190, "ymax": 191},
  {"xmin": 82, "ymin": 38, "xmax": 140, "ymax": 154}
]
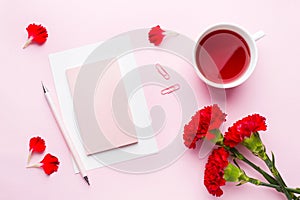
[{"xmin": 194, "ymin": 23, "xmax": 265, "ymax": 89}]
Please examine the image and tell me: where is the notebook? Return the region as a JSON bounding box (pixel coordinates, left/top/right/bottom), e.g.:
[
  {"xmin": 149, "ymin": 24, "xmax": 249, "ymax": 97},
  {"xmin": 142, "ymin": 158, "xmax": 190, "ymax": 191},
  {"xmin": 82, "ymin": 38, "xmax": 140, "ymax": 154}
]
[{"xmin": 66, "ymin": 62, "xmax": 138, "ymax": 155}]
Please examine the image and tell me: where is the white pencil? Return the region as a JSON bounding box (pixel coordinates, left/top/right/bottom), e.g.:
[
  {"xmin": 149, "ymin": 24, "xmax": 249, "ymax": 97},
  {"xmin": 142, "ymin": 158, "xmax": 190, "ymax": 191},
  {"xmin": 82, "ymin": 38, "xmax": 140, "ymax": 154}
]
[{"xmin": 42, "ymin": 82, "xmax": 90, "ymax": 185}]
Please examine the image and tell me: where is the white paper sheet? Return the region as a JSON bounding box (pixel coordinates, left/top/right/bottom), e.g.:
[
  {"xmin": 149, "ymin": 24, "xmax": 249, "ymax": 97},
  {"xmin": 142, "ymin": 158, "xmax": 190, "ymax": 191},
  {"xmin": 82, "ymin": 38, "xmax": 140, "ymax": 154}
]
[{"xmin": 48, "ymin": 41, "xmax": 158, "ymax": 172}]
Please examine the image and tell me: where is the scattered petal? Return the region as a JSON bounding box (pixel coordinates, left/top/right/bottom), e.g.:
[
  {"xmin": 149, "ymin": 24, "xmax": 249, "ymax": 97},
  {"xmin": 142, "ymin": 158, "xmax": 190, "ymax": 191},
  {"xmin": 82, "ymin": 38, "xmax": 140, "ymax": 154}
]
[
  {"xmin": 23, "ymin": 23, "xmax": 48, "ymax": 49},
  {"xmin": 40, "ymin": 153, "xmax": 60, "ymax": 175},
  {"xmin": 26, "ymin": 153, "xmax": 59, "ymax": 175},
  {"xmin": 27, "ymin": 136, "xmax": 46, "ymax": 164},
  {"xmin": 148, "ymin": 25, "xmax": 178, "ymax": 46},
  {"xmin": 148, "ymin": 25, "xmax": 165, "ymax": 46},
  {"xmin": 29, "ymin": 136, "xmax": 46, "ymax": 153}
]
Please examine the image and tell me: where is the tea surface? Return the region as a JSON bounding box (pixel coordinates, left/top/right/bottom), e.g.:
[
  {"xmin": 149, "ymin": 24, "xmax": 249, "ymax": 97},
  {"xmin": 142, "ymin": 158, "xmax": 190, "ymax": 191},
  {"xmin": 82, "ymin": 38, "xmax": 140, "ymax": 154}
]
[{"xmin": 195, "ymin": 29, "xmax": 251, "ymax": 84}]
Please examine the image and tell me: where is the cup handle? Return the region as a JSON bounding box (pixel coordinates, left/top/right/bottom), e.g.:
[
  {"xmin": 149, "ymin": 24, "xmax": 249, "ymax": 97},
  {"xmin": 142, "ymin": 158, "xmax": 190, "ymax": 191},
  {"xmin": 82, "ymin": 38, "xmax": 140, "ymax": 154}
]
[{"xmin": 252, "ymin": 30, "xmax": 265, "ymax": 41}]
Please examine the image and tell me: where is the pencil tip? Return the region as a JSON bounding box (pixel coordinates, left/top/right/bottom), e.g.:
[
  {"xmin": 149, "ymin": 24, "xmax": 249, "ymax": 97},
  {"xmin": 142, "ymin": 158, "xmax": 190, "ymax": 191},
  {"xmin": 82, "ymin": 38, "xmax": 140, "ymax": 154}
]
[
  {"xmin": 84, "ymin": 176, "xmax": 90, "ymax": 186},
  {"xmin": 41, "ymin": 81, "xmax": 48, "ymax": 93}
]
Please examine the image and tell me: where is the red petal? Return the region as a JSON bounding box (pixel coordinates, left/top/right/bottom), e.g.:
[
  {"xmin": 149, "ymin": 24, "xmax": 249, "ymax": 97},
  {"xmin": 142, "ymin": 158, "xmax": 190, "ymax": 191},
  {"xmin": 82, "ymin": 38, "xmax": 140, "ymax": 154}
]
[
  {"xmin": 42, "ymin": 163, "xmax": 59, "ymax": 175},
  {"xmin": 40, "ymin": 153, "xmax": 60, "ymax": 175},
  {"xmin": 183, "ymin": 104, "xmax": 226, "ymax": 149},
  {"xmin": 148, "ymin": 25, "xmax": 165, "ymax": 46},
  {"xmin": 29, "ymin": 136, "xmax": 46, "ymax": 153},
  {"xmin": 41, "ymin": 153, "xmax": 59, "ymax": 164},
  {"xmin": 204, "ymin": 148, "xmax": 229, "ymax": 197},
  {"xmin": 26, "ymin": 24, "xmax": 48, "ymax": 44},
  {"xmin": 224, "ymin": 114, "xmax": 267, "ymax": 147}
]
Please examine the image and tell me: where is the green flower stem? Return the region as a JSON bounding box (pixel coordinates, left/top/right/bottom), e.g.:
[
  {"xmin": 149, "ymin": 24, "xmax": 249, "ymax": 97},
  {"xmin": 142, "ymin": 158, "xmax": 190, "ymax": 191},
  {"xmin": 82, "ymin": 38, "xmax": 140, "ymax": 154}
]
[
  {"xmin": 215, "ymin": 136, "xmax": 277, "ymax": 186},
  {"xmin": 220, "ymin": 144, "xmax": 278, "ymax": 185},
  {"xmin": 247, "ymin": 178, "xmax": 300, "ymax": 196},
  {"xmin": 262, "ymin": 153, "xmax": 293, "ymax": 200},
  {"xmin": 227, "ymin": 147, "xmax": 298, "ymax": 199},
  {"xmin": 229, "ymin": 147, "xmax": 278, "ymax": 185},
  {"xmin": 266, "ymin": 153, "xmax": 287, "ymax": 186},
  {"xmin": 241, "ymin": 132, "xmax": 294, "ymax": 199},
  {"xmin": 285, "ymin": 188, "xmax": 300, "ymax": 195}
]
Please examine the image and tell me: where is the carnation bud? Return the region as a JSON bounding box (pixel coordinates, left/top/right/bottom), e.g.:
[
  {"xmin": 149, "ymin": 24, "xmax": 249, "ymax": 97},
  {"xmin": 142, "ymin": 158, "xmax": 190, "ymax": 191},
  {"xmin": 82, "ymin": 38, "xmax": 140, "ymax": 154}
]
[
  {"xmin": 224, "ymin": 163, "xmax": 244, "ymax": 182},
  {"xmin": 242, "ymin": 132, "xmax": 267, "ymax": 159}
]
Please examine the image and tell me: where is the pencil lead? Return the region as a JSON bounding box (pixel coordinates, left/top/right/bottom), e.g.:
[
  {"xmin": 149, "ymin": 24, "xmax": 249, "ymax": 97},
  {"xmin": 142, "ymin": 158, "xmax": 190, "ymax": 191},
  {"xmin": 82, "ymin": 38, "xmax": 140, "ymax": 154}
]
[
  {"xmin": 84, "ymin": 176, "xmax": 90, "ymax": 186},
  {"xmin": 41, "ymin": 81, "xmax": 48, "ymax": 93}
]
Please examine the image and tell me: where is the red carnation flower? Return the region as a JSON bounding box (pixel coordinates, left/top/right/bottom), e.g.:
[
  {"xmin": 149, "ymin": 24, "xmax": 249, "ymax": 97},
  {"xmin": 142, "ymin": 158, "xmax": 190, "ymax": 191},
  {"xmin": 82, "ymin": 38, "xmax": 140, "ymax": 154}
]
[
  {"xmin": 204, "ymin": 147, "xmax": 229, "ymax": 197},
  {"xmin": 27, "ymin": 153, "xmax": 60, "ymax": 175},
  {"xmin": 224, "ymin": 114, "xmax": 267, "ymax": 148},
  {"xmin": 183, "ymin": 111, "xmax": 201, "ymax": 149},
  {"xmin": 23, "ymin": 23, "xmax": 48, "ymax": 49},
  {"xmin": 183, "ymin": 104, "xmax": 226, "ymax": 149},
  {"xmin": 27, "ymin": 136, "xmax": 46, "ymax": 164}
]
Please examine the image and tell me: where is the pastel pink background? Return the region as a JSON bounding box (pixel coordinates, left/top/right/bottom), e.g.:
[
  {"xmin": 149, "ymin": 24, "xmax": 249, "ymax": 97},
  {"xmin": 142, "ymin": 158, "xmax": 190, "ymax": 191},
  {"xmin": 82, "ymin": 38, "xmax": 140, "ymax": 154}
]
[{"xmin": 1, "ymin": 0, "xmax": 300, "ymax": 200}]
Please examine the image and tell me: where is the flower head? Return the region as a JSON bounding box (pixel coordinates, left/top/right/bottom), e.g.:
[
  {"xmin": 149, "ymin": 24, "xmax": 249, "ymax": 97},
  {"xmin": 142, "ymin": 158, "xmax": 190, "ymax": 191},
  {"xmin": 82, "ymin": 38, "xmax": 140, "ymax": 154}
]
[
  {"xmin": 27, "ymin": 153, "xmax": 60, "ymax": 175},
  {"xmin": 29, "ymin": 136, "xmax": 46, "ymax": 153},
  {"xmin": 40, "ymin": 153, "xmax": 60, "ymax": 175},
  {"xmin": 27, "ymin": 153, "xmax": 59, "ymax": 175},
  {"xmin": 23, "ymin": 23, "xmax": 48, "ymax": 49},
  {"xmin": 183, "ymin": 104, "xmax": 226, "ymax": 148},
  {"xmin": 148, "ymin": 25, "xmax": 165, "ymax": 46},
  {"xmin": 204, "ymin": 147, "xmax": 229, "ymax": 197},
  {"xmin": 224, "ymin": 114, "xmax": 267, "ymax": 148},
  {"xmin": 204, "ymin": 147, "xmax": 247, "ymax": 197},
  {"xmin": 27, "ymin": 136, "xmax": 46, "ymax": 164}
]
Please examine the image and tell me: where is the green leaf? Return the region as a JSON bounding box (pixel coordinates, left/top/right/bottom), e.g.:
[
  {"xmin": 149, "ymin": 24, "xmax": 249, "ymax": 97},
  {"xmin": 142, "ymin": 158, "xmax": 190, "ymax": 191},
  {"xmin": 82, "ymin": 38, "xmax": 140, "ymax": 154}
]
[{"xmin": 271, "ymin": 151, "xmax": 275, "ymax": 166}]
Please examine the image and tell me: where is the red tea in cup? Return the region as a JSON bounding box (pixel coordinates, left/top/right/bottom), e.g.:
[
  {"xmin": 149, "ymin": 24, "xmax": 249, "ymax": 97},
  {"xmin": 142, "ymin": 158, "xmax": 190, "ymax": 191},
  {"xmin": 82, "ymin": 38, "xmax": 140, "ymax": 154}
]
[{"xmin": 195, "ymin": 29, "xmax": 251, "ymax": 84}]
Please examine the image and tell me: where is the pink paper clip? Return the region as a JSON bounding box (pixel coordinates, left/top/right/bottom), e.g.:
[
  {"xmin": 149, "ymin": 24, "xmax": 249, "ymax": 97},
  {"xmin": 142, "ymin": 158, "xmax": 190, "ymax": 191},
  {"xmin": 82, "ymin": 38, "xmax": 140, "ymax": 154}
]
[
  {"xmin": 155, "ymin": 63, "xmax": 170, "ymax": 80},
  {"xmin": 161, "ymin": 84, "xmax": 180, "ymax": 95}
]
